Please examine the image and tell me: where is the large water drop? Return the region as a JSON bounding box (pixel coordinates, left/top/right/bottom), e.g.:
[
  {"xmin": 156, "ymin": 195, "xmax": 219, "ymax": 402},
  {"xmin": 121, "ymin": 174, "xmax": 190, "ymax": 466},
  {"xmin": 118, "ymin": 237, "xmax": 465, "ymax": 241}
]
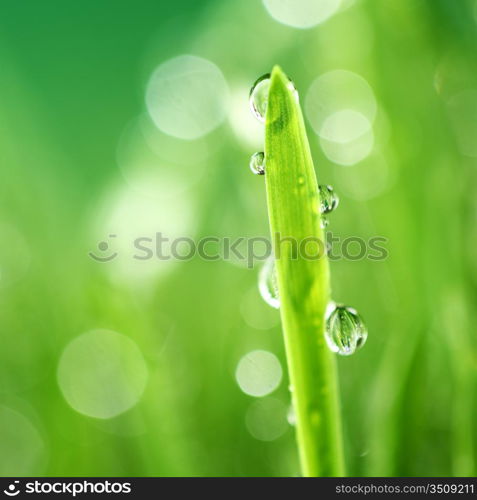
[
  {"xmin": 258, "ymin": 256, "xmax": 280, "ymax": 309},
  {"xmin": 325, "ymin": 304, "xmax": 367, "ymax": 356},
  {"xmin": 250, "ymin": 152, "xmax": 266, "ymax": 175},
  {"xmin": 249, "ymin": 73, "xmax": 298, "ymax": 123}
]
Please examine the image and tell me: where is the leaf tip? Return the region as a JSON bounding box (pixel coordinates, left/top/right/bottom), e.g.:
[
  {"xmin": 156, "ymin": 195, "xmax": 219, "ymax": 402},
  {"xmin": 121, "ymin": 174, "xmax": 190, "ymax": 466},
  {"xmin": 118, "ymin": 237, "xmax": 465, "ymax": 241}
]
[{"xmin": 270, "ymin": 65, "xmax": 288, "ymax": 89}]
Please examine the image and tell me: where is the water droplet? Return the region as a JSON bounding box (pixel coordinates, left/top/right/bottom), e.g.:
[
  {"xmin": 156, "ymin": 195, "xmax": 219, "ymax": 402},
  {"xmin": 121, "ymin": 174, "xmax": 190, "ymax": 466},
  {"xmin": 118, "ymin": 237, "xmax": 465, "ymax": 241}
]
[
  {"xmin": 250, "ymin": 151, "xmax": 266, "ymax": 175},
  {"xmin": 319, "ymin": 184, "xmax": 339, "ymax": 214},
  {"xmin": 259, "ymin": 256, "xmax": 279, "ymax": 309},
  {"xmin": 249, "ymin": 73, "xmax": 299, "ymax": 123},
  {"xmin": 249, "ymin": 74, "xmax": 270, "ymax": 123},
  {"xmin": 325, "ymin": 304, "xmax": 367, "ymax": 356},
  {"xmin": 287, "ymin": 405, "xmax": 296, "ymax": 426},
  {"xmin": 320, "ymin": 215, "xmax": 329, "ymax": 229}
]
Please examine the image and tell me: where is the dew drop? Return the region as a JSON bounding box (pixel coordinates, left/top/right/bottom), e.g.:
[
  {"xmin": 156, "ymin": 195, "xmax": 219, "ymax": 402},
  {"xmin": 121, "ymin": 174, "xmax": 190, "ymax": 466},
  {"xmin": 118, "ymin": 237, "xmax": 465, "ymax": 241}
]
[
  {"xmin": 258, "ymin": 256, "xmax": 280, "ymax": 309},
  {"xmin": 249, "ymin": 74, "xmax": 270, "ymax": 123},
  {"xmin": 325, "ymin": 304, "xmax": 368, "ymax": 356},
  {"xmin": 250, "ymin": 151, "xmax": 266, "ymax": 175},
  {"xmin": 249, "ymin": 73, "xmax": 299, "ymax": 123},
  {"xmin": 319, "ymin": 184, "xmax": 339, "ymax": 214},
  {"xmin": 320, "ymin": 215, "xmax": 329, "ymax": 229},
  {"xmin": 287, "ymin": 405, "xmax": 296, "ymax": 426}
]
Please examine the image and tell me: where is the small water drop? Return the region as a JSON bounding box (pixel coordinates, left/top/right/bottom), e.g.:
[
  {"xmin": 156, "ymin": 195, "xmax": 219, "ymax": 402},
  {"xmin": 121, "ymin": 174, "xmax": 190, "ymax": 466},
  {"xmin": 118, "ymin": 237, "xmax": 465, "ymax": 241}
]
[
  {"xmin": 249, "ymin": 73, "xmax": 299, "ymax": 123},
  {"xmin": 320, "ymin": 215, "xmax": 329, "ymax": 229},
  {"xmin": 249, "ymin": 151, "xmax": 266, "ymax": 175},
  {"xmin": 319, "ymin": 185, "xmax": 339, "ymax": 214},
  {"xmin": 325, "ymin": 304, "xmax": 367, "ymax": 356},
  {"xmin": 287, "ymin": 405, "xmax": 296, "ymax": 426},
  {"xmin": 258, "ymin": 256, "xmax": 280, "ymax": 309}
]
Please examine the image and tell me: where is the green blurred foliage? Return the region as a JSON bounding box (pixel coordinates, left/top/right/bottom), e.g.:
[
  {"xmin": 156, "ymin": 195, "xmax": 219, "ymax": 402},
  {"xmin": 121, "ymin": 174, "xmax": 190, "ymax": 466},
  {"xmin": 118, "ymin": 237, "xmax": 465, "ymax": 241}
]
[{"xmin": 0, "ymin": 0, "xmax": 476, "ymax": 476}]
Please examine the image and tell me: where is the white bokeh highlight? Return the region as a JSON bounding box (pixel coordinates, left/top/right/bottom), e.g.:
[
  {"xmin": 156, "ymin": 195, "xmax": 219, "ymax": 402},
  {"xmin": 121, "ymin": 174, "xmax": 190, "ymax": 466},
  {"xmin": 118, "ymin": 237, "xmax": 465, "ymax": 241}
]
[
  {"xmin": 306, "ymin": 70, "xmax": 377, "ymax": 166},
  {"xmin": 263, "ymin": 0, "xmax": 341, "ymax": 29},
  {"xmin": 245, "ymin": 398, "xmax": 288, "ymax": 441},
  {"xmin": 319, "ymin": 109, "xmax": 374, "ymax": 165},
  {"xmin": 0, "ymin": 406, "xmax": 45, "ymax": 475},
  {"xmin": 146, "ymin": 55, "xmax": 229, "ymax": 140},
  {"xmin": 306, "ymin": 70, "xmax": 377, "ymax": 133},
  {"xmin": 57, "ymin": 330, "xmax": 148, "ymax": 419},
  {"xmin": 235, "ymin": 350, "xmax": 282, "ymax": 397}
]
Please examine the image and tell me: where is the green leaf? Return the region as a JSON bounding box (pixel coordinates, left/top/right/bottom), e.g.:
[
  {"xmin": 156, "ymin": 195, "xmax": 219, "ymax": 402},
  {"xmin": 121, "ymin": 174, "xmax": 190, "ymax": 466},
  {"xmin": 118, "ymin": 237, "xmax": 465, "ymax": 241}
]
[{"xmin": 264, "ymin": 66, "xmax": 345, "ymax": 477}]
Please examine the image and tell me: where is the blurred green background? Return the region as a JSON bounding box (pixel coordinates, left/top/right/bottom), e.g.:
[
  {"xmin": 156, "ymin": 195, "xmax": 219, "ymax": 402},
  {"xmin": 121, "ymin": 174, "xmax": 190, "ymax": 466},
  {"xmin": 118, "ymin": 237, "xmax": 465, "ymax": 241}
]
[{"xmin": 0, "ymin": 0, "xmax": 476, "ymax": 477}]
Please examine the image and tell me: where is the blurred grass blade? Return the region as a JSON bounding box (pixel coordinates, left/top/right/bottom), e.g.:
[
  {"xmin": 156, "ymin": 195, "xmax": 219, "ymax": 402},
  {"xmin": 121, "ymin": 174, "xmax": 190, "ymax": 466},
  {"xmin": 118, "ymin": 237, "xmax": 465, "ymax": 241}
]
[{"xmin": 264, "ymin": 66, "xmax": 345, "ymax": 477}]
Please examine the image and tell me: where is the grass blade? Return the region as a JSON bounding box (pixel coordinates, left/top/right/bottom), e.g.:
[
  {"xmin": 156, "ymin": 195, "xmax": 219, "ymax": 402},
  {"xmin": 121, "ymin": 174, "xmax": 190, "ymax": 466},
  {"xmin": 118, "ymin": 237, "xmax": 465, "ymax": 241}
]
[{"xmin": 264, "ymin": 66, "xmax": 345, "ymax": 477}]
